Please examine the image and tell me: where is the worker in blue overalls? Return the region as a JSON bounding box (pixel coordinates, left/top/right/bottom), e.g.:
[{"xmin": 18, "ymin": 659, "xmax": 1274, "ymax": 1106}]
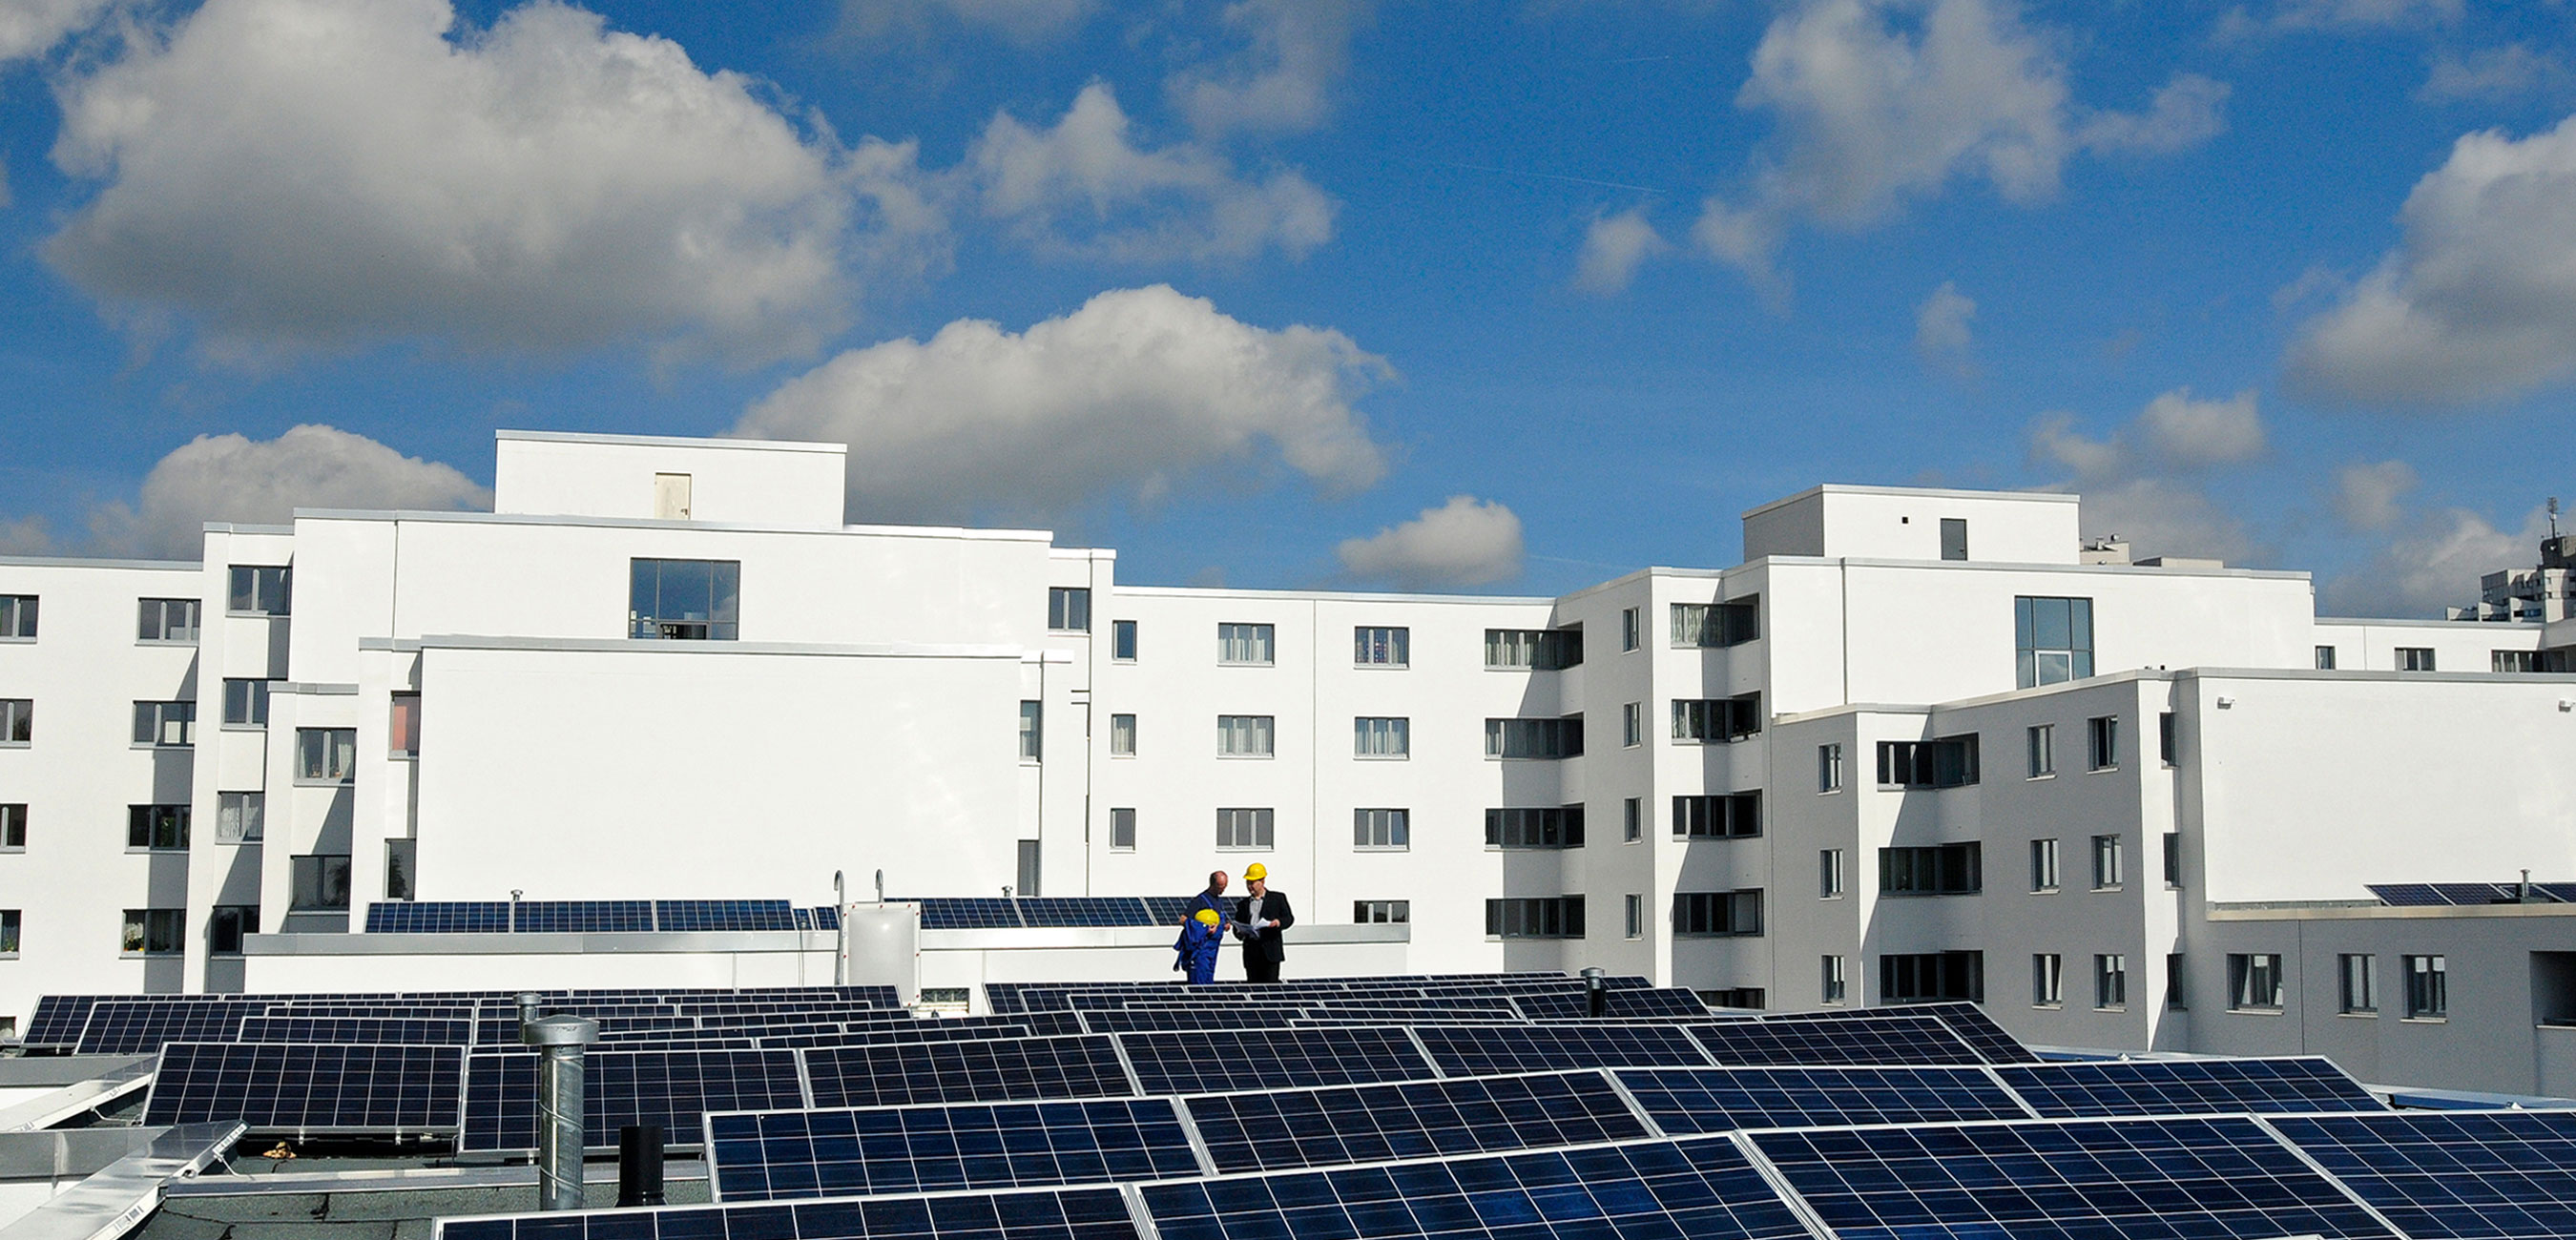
[
  {"xmin": 1175, "ymin": 909, "xmax": 1225, "ymax": 984},
  {"xmin": 1171, "ymin": 869, "xmax": 1232, "ymax": 984}
]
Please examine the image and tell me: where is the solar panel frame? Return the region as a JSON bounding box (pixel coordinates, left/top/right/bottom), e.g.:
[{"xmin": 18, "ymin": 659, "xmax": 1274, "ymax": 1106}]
[
  {"xmin": 145, "ymin": 1042, "xmax": 466, "ymax": 1132},
  {"xmin": 460, "ymin": 1046, "xmax": 807, "ymax": 1151},
  {"xmin": 2270, "ymin": 1108, "xmax": 2576, "ymax": 1239},
  {"xmin": 511, "ymin": 899, "xmax": 655, "ymax": 934},
  {"xmin": 1183, "ymin": 1070, "xmax": 1652, "ymax": 1174},
  {"xmin": 365, "ymin": 902, "xmax": 512, "ymax": 934},
  {"xmin": 654, "ymin": 899, "xmax": 801, "ymax": 932},
  {"xmin": 1118, "ymin": 1027, "xmax": 1436, "ymax": 1095},
  {"xmin": 1998, "ymin": 1056, "xmax": 2389, "ymax": 1117},
  {"xmin": 1409, "ymin": 1023, "xmax": 1713, "ymax": 1076},
  {"xmin": 1901, "ymin": 1000, "xmax": 2044, "ymax": 1064},
  {"xmin": 75, "ymin": 1000, "xmax": 255, "ymax": 1055},
  {"xmin": 1689, "ymin": 1012, "xmax": 1985, "ymax": 1066},
  {"xmin": 21, "ymin": 996, "xmax": 100, "ymax": 1047},
  {"xmin": 921, "ymin": 899, "xmax": 1028, "ymax": 930},
  {"xmin": 435, "ymin": 1185, "xmax": 1143, "ymax": 1240},
  {"xmin": 237, "ymin": 1015, "xmax": 475, "ymax": 1045},
  {"xmin": 1010, "ymin": 899, "xmax": 1153, "ymax": 928},
  {"xmin": 804, "ymin": 1035, "xmax": 1138, "ymax": 1109},
  {"xmin": 1614, "ymin": 1064, "xmax": 2036, "ymax": 1134},
  {"xmin": 706, "ymin": 1097, "xmax": 1204, "ymax": 1203}
]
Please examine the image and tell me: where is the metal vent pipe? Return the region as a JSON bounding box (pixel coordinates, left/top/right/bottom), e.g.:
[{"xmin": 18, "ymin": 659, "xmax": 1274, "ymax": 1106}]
[
  {"xmin": 1581, "ymin": 966, "xmax": 1608, "ymax": 1019},
  {"xmin": 525, "ymin": 1014, "xmax": 598, "ymax": 1210}
]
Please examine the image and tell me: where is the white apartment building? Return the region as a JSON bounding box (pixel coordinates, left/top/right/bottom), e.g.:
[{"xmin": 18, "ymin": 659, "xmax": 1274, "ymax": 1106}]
[{"xmin": 6, "ymin": 430, "xmax": 2576, "ymax": 1093}]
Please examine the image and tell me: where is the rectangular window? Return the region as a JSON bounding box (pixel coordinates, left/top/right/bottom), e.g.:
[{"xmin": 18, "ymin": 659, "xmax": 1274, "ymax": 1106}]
[
  {"xmin": 133, "ymin": 700, "xmax": 196, "ymax": 747},
  {"xmin": 221, "ymin": 678, "xmax": 271, "ymax": 726},
  {"xmin": 1880, "ymin": 843, "xmax": 1982, "ymax": 895},
  {"xmin": 2228, "ymin": 953, "xmax": 2284, "ymax": 1011},
  {"xmin": 389, "ymin": 692, "xmax": 421, "ymax": 757},
  {"xmin": 2026, "ymin": 725, "xmax": 2054, "ymax": 777},
  {"xmin": 1622, "ymin": 702, "xmax": 1643, "ymax": 747},
  {"xmin": 0, "ymin": 699, "xmax": 25, "ymax": 744},
  {"xmin": 1218, "ymin": 623, "xmax": 1276, "ymax": 665},
  {"xmin": 1882, "ymin": 951, "xmax": 1984, "ymax": 1002},
  {"xmin": 2088, "ymin": 715, "xmax": 2118, "ymax": 771},
  {"xmin": 2315, "ymin": 645, "xmax": 2337, "ymax": 670},
  {"xmin": 1672, "ymin": 694, "xmax": 1763, "ymax": 743},
  {"xmin": 1623, "ymin": 797, "xmax": 1642, "ymax": 843},
  {"xmin": 0, "ymin": 803, "xmax": 23, "ymax": 849},
  {"xmin": 1354, "ymin": 808, "xmax": 1409, "ymax": 850},
  {"xmin": 1672, "ymin": 890, "xmax": 1764, "ymax": 937},
  {"xmin": 629, "ymin": 558, "xmax": 738, "ymax": 640},
  {"xmin": 2168, "ymin": 954, "xmax": 2188, "ymax": 1010},
  {"xmin": 1354, "ymin": 716, "xmax": 1409, "ymax": 757},
  {"xmin": 2033, "ymin": 954, "xmax": 2063, "ymax": 1006},
  {"xmin": 1018, "ymin": 701, "xmax": 1042, "ymax": 761},
  {"xmin": 1940, "ymin": 517, "xmax": 1968, "ymax": 561},
  {"xmin": 0, "ymin": 909, "xmax": 17, "ymax": 956},
  {"xmin": 1670, "ymin": 600, "xmax": 1760, "ymax": 648},
  {"xmin": 1047, "ymin": 587, "xmax": 1091, "ymax": 632},
  {"xmin": 2397, "ymin": 647, "xmax": 2437, "ymax": 672},
  {"xmin": 2095, "ymin": 954, "xmax": 2128, "ymax": 1009},
  {"xmin": 1818, "ymin": 743, "xmax": 1844, "ymax": 792},
  {"xmin": 296, "ymin": 728, "xmax": 357, "ymax": 782},
  {"xmin": 1110, "ymin": 807, "xmax": 1136, "ymax": 851},
  {"xmin": 1111, "ymin": 620, "xmax": 1138, "ymax": 662},
  {"xmin": 1355, "ymin": 899, "xmax": 1409, "ymax": 924},
  {"xmin": 1016, "ymin": 839, "xmax": 1041, "ymax": 898},
  {"xmin": 1625, "ymin": 895, "xmax": 1643, "ymax": 940},
  {"xmin": 2030, "ymin": 838, "xmax": 2061, "ymax": 891},
  {"xmin": 1820, "ymin": 849, "xmax": 1846, "ymax": 898},
  {"xmin": 1485, "ymin": 628, "xmax": 1583, "ymax": 670},
  {"xmin": 0, "ymin": 594, "xmax": 33, "ymax": 639},
  {"xmin": 2495, "ymin": 649, "xmax": 2540, "ymax": 672},
  {"xmin": 2404, "ymin": 955, "xmax": 2448, "ymax": 1019},
  {"xmin": 2014, "ymin": 596, "xmax": 2095, "ymax": 689},
  {"xmin": 1485, "ymin": 897, "xmax": 1584, "ymax": 939},
  {"xmin": 1703, "ymin": 988, "xmax": 1767, "ymax": 1011},
  {"xmin": 209, "ymin": 905, "xmax": 259, "ymax": 956},
  {"xmin": 1486, "ymin": 806, "xmax": 1585, "ymax": 849},
  {"xmin": 2091, "ymin": 834, "xmax": 2124, "ymax": 889},
  {"xmin": 1215, "ymin": 807, "xmax": 1274, "ymax": 850},
  {"xmin": 2159, "ymin": 713, "xmax": 2178, "ymax": 765},
  {"xmin": 1620, "ymin": 607, "xmax": 1640, "ymax": 652},
  {"xmin": 2163, "ymin": 833, "xmax": 2183, "ymax": 888},
  {"xmin": 1354, "ymin": 627, "xmax": 1409, "ymax": 666},
  {"xmin": 120, "ymin": 909, "xmax": 184, "ymax": 956},
  {"xmin": 384, "ymin": 840, "xmax": 414, "ymax": 900},
  {"xmin": 137, "ymin": 597, "xmax": 200, "ymax": 643},
  {"xmin": 228, "ymin": 565, "xmax": 291, "ymax": 615},
  {"xmin": 216, "ymin": 793, "xmax": 263, "ymax": 843},
  {"xmin": 1485, "ymin": 715, "xmax": 1583, "ymax": 759},
  {"xmin": 1877, "ymin": 735, "xmax": 1980, "ymax": 788},
  {"xmin": 1217, "ymin": 714, "xmax": 1276, "ymax": 756},
  {"xmin": 127, "ymin": 804, "xmax": 189, "ymax": 850},
  {"xmin": 2339, "ymin": 953, "xmax": 2376, "ymax": 1015},
  {"xmin": 290, "ymin": 855, "xmax": 352, "ymax": 910},
  {"xmin": 1821, "ymin": 956, "xmax": 1848, "ymax": 1003},
  {"xmin": 1109, "ymin": 713, "xmax": 1136, "ymax": 756},
  {"xmin": 1672, "ymin": 792, "xmax": 1762, "ymax": 839}
]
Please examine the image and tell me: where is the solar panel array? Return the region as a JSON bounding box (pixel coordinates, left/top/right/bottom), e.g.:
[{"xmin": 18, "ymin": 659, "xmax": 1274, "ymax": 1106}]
[
  {"xmin": 2270, "ymin": 1109, "xmax": 2576, "ymax": 1239},
  {"xmin": 1998, "ymin": 1056, "xmax": 2388, "ymax": 1117},
  {"xmin": 463, "ymin": 1047, "xmax": 807, "ymax": 1151},
  {"xmin": 1693, "ymin": 1010, "xmax": 1987, "ymax": 1066},
  {"xmin": 804, "ymin": 1036, "xmax": 1137, "ymax": 1109},
  {"xmin": 706, "ymin": 1099, "xmax": 1203, "ymax": 1202},
  {"xmin": 1410, "ymin": 1023, "xmax": 1712, "ymax": 1076},
  {"xmin": 2369, "ymin": 881, "xmax": 2576, "ymax": 907},
  {"xmin": 1614, "ymin": 1064, "xmax": 2034, "ymax": 1134},
  {"xmin": 1119, "ymin": 1027, "xmax": 1434, "ymax": 1095},
  {"xmin": 1183, "ymin": 1071, "xmax": 1651, "ymax": 1173},
  {"xmin": 145, "ymin": 1043, "xmax": 464, "ymax": 1131},
  {"xmin": 443, "ymin": 1187, "xmax": 1143, "ymax": 1240},
  {"xmin": 362, "ymin": 899, "xmax": 822, "ymax": 934}
]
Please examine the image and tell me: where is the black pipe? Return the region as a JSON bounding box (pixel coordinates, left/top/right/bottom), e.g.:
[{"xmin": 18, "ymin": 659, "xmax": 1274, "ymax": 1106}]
[
  {"xmin": 617, "ymin": 1124, "xmax": 666, "ymax": 1208},
  {"xmin": 1582, "ymin": 966, "xmax": 1608, "ymax": 1019}
]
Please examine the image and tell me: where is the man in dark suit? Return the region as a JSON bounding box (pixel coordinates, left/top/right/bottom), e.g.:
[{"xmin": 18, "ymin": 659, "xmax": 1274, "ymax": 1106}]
[{"xmin": 1232, "ymin": 862, "xmax": 1295, "ymax": 982}]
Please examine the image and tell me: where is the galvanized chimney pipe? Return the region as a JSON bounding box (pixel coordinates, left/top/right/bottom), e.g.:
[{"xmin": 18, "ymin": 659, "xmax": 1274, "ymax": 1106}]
[
  {"xmin": 1581, "ymin": 966, "xmax": 1608, "ymax": 1019},
  {"xmin": 524, "ymin": 1014, "xmax": 597, "ymax": 1211}
]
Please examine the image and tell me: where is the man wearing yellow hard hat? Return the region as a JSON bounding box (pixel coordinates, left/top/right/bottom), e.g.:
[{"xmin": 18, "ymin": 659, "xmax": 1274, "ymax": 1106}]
[{"xmin": 1232, "ymin": 862, "xmax": 1296, "ymax": 983}]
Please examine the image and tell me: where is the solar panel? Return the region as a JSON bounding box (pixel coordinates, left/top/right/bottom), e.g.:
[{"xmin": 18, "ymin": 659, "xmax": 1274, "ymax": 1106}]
[
  {"xmin": 923, "ymin": 899, "xmax": 1026, "ymax": 930},
  {"xmin": 1508, "ymin": 992, "xmax": 1587, "ymax": 1021},
  {"xmin": 76, "ymin": 1000, "xmax": 253, "ymax": 1054},
  {"xmin": 461, "ymin": 1047, "xmax": 806, "ymax": 1151},
  {"xmin": 2435, "ymin": 881, "xmax": 2523, "ymax": 904},
  {"xmin": 1751, "ymin": 1116, "xmax": 2398, "ymax": 1240},
  {"xmin": 1998, "ymin": 1056, "xmax": 2388, "ymax": 1117},
  {"xmin": 1184, "ymin": 1070, "xmax": 1651, "ymax": 1174},
  {"xmin": 365, "ymin": 902, "xmax": 511, "ymax": 933},
  {"xmin": 2271, "ymin": 1109, "xmax": 2576, "ymax": 1239},
  {"xmin": 237, "ymin": 1015, "xmax": 474, "ymax": 1044},
  {"xmin": 707, "ymin": 1098, "xmax": 1203, "ymax": 1203},
  {"xmin": 1119, "ymin": 1028, "xmax": 1435, "ymax": 1095},
  {"xmin": 145, "ymin": 1043, "xmax": 465, "ymax": 1132},
  {"xmin": 1615, "ymin": 1064, "xmax": 2032, "ymax": 1134},
  {"xmin": 1409, "ymin": 1024, "xmax": 1711, "ymax": 1076},
  {"xmin": 512, "ymin": 899, "xmax": 654, "ymax": 933},
  {"xmin": 1138, "ymin": 896, "xmax": 1205, "ymax": 927},
  {"xmin": 1136, "ymin": 1136, "xmax": 1813, "ymax": 1240},
  {"xmin": 2368, "ymin": 882, "xmax": 2449, "ymax": 906},
  {"xmin": 1690, "ymin": 1012, "xmax": 1984, "ymax": 1066},
  {"xmin": 655, "ymin": 899, "xmax": 800, "ymax": 932},
  {"xmin": 1012, "ymin": 899, "xmax": 1153, "ymax": 928},
  {"xmin": 804, "ymin": 1036, "xmax": 1136, "ymax": 1108},
  {"xmin": 22, "ymin": 996, "xmax": 100, "ymax": 1047},
  {"xmin": 1604, "ymin": 988, "xmax": 1710, "ymax": 1019},
  {"xmin": 435, "ymin": 1186, "xmax": 1142, "ymax": 1240},
  {"xmin": 1903, "ymin": 1001, "xmax": 2044, "ymax": 1064},
  {"xmin": 2538, "ymin": 883, "xmax": 2576, "ymax": 904}
]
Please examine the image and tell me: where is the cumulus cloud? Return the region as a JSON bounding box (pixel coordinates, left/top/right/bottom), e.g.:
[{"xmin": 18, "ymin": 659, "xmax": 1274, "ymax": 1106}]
[
  {"xmin": 2221, "ymin": 0, "xmax": 2460, "ymax": 37},
  {"xmin": 1337, "ymin": 495, "xmax": 1525, "ymax": 589},
  {"xmin": 736, "ymin": 285, "xmax": 1391, "ymax": 523},
  {"xmin": 967, "ymin": 83, "xmax": 1336, "ymax": 263},
  {"xmin": 44, "ymin": 0, "xmax": 929, "ymax": 362},
  {"xmin": 90, "ymin": 424, "xmax": 489, "ymax": 559},
  {"xmin": 2329, "ymin": 460, "xmax": 2418, "ymax": 531},
  {"xmin": 838, "ymin": 0, "xmax": 1093, "ymax": 46},
  {"xmin": 2028, "ymin": 387, "xmax": 2267, "ymax": 564},
  {"xmin": 2287, "ymin": 114, "xmax": 2576, "ymax": 405},
  {"xmin": 0, "ymin": 517, "xmax": 52, "ymax": 556},
  {"xmin": 1170, "ymin": 0, "xmax": 1368, "ymax": 137},
  {"xmin": 1689, "ymin": 0, "xmax": 2227, "ymax": 285},
  {"xmin": 2323, "ymin": 504, "xmax": 2545, "ymax": 618},
  {"xmin": 0, "ymin": 0, "xmax": 114, "ymax": 60},
  {"xmin": 2420, "ymin": 44, "xmax": 2570, "ymax": 103},
  {"xmin": 1914, "ymin": 281, "xmax": 1977, "ymax": 378},
  {"xmin": 2070, "ymin": 477, "xmax": 2262, "ymax": 567},
  {"xmin": 1573, "ymin": 208, "xmax": 1670, "ymax": 294}
]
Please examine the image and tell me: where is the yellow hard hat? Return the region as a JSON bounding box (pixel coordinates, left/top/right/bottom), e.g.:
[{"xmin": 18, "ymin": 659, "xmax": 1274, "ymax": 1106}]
[
  {"xmin": 1194, "ymin": 909, "xmax": 1219, "ymax": 926},
  {"xmin": 1244, "ymin": 863, "xmax": 1268, "ymax": 881}
]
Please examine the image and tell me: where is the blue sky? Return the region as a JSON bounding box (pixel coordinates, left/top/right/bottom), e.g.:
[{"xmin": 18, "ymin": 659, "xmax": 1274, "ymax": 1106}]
[{"xmin": 3, "ymin": 0, "xmax": 2573, "ymax": 614}]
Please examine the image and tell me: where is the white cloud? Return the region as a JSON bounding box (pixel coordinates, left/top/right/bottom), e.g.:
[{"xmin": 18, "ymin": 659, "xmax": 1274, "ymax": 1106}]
[
  {"xmin": 2420, "ymin": 44, "xmax": 2570, "ymax": 103},
  {"xmin": 2076, "ymin": 73, "xmax": 2230, "ymax": 155},
  {"xmin": 1337, "ymin": 495, "xmax": 1525, "ymax": 589},
  {"xmin": 2070, "ymin": 477, "xmax": 2261, "ymax": 566},
  {"xmin": 0, "ymin": 0, "xmax": 113, "ymax": 60},
  {"xmin": 1170, "ymin": 0, "xmax": 1368, "ymax": 137},
  {"xmin": 2223, "ymin": 0, "xmax": 2460, "ymax": 36},
  {"xmin": 841, "ymin": 0, "xmax": 1093, "ymax": 45},
  {"xmin": 2287, "ymin": 114, "xmax": 2576, "ymax": 404},
  {"xmin": 735, "ymin": 285, "xmax": 1391, "ymax": 523},
  {"xmin": 45, "ymin": 0, "xmax": 923, "ymax": 362},
  {"xmin": 2323, "ymin": 504, "xmax": 2545, "ymax": 617},
  {"xmin": 0, "ymin": 516, "xmax": 52, "ymax": 556},
  {"xmin": 1573, "ymin": 208, "xmax": 1669, "ymax": 294},
  {"xmin": 2329, "ymin": 460, "xmax": 2418, "ymax": 531},
  {"xmin": 967, "ymin": 82, "xmax": 1336, "ymax": 263},
  {"xmin": 1914, "ymin": 280, "xmax": 1976, "ymax": 377},
  {"xmin": 90, "ymin": 424, "xmax": 488, "ymax": 559},
  {"xmin": 2031, "ymin": 386, "xmax": 2265, "ymax": 482}
]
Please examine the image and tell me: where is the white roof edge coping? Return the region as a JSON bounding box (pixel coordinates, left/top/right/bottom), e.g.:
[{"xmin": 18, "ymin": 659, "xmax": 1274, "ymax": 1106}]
[
  {"xmin": 1751, "ymin": 554, "xmax": 2312, "ymax": 581},
  {"xmin": 408, "ymin": 633, "xmax": 1028, "ymax": 659},
  {"xmin": 1049, "ymin": 548, "xmax": 1117, "ymax": 561},
  {"xmin": 2316, "ymin": 614, "xmax": 2537, "ymax": 628},
  {"xmin": 1772, "ymin": 663, "xmax": 2576, "ymax": 724},
  {"xmin": 270, "ymin": 682, "xmax": 361, "ymax": 695},
  {"xmin": 1114, "ymin": 585, "xmax": 1559, "ymax": 606},
  {"xmin": 201, "ymin": 523, "xmax": 296, "ymax": 535},
  {"xmin": 290, "ymin": 507, "xmax": 1056, "ymax": 543},
  {"xmin": 1738, "ymin": 482, "xmax": 2082, "ymax": 521},
  {"xmin": 495, "ymin": 428, "xmax": 845, "ymax": 454},
  {"xmin": 0, "ymin": 554, "xmax": 201, "ymax": 571}
]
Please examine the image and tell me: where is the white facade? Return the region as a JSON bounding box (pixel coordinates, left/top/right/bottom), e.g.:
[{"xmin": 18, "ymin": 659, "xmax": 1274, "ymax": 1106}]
[{"xmin": 5, "ymin": 430, "xmax": 2574, "ymax": 1091}]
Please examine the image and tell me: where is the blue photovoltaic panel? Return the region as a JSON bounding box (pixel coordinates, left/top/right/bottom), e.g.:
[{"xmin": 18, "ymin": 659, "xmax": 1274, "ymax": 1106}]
[
  {"xmin": 1409, "ymin": 1023, "xmax": 1711, "ymax": 1076},
  {"xmin": 2435, "ymin": 881, "xmax": 2522, "ymax": 904},
  {"xmin": 655, "ymin": 899, "xmax": 800, "ymax": 932},
  {"xmin": 1138, "ymin": 1136, "xmax": 1813, "ymax": 1240},
  {"xmin": 923, "ymin": 899, "xmax": 1026, "ymax": 930},
  {"xmin": 237, "ymin": 1015, "xmax": 474, "ymax": 1044},
  {"xmin": 75, "ymin": 1000, "xmax": 253, "ymax": 1055},
  {"xmin": 1120, "ymin": 1028, "xmax": 1435, "ymax": 1095},
  {"xmin": 805, "ymin": 1036, "xmax": 1137, "ymax": 1108},
  {"xmin": 2538, "ymin": 883, "xmax": 2576, "ymax": 904},
  {"xmin": 512, "ymin": 900, "xmax": 654, "ymax": 934},
  {"xmin": 1604, "ymin": 988, "xmax": 1710, "ymax": 1019},
  {"xmin": 461, "ymin": 1047, "xmax": 806, "ymax": 1150},
  {"xmin": 1508, "ymin": 992, "xmax": 1587, "ymax": 1021},
  {"xmin": 365, "ymin": 902, "xmax": 511, "ymax": 934},
  {"xmin": 436, "ymin": 1187, "xmax": 1141, "ymax": 1240},
  {"xmin": 1615, "ymin": 1065, "xmax": 2032, "ymax": 1134},
  {"xmin": 1138, "ymin": 896, "xmax": 1205, "ymax": 927},
  {"xmin": 22, "ymin": 996, "xmax": 99, "ymax": 1047},
  {"xmin": 1690, "ymin": 1012, "xmax": 1984, "ymax": 1067},
  {"xmin": 1013, "ymin": 899, "xmax": 1153, "ymax": 928},
  {"xmin": 1998, "ymin": 1056, "xmax": 2387, "ymax": 1117},
  {"xmin": 755, "ymin": 1024, "xmax": 1036, "ymax": 1050},
  {"xmin": 145, "ymin": 1043, "xmax": 465, "ymax": 1131},
  {"xmin": 2369, "ymin": 883, "xmax": 2450, "ymax": 906},
  {"xmin": 706, "ymin": 1098, "xmax": 1202, "ymax": 1203},
  {"xmin": 1906, "ymin": 1001, "xmax": 2044, "ymax": 1064},
  {"xmin": 1184, "ymin": 1071, "xmax": 1650, "ymax": 1174},
  {"xmin": 2272, "ymin": 1109, "xmax": 2576, "ymax": 1239},
  {"xmin": 811, "ymin": 906, "xmax": 843, "ymax": 930},
  {"xmin": 1752, "ymin": 1116, "xmax": 2398, "ymax": 1240}
]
